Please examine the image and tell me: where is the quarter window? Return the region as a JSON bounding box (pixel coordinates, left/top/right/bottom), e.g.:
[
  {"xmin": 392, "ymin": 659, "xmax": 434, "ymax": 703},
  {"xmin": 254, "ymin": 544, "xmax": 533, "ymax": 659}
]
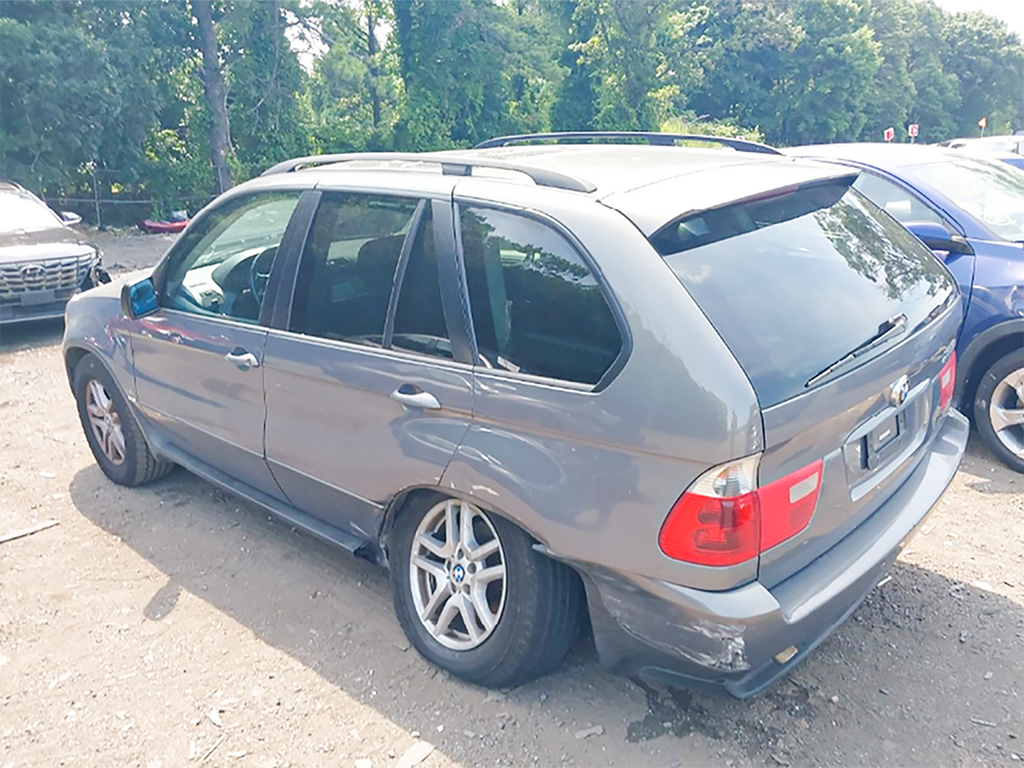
[
  {"xmin": 163, "ymin": 192, "xmax": 301, "ymax": 323},
  {"xmin": 459, "ymin": 206, "xmax": 621, "ymax": 385}
]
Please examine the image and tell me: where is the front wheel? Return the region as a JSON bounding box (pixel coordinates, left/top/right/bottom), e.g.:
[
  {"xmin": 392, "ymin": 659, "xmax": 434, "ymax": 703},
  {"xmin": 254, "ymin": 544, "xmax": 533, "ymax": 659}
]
[
  {"xmin": 390, "ymin": 495, "xmax": 582, "ymax": 688},
  {"xmin": 973, "ymin": 350, "xmax": 1024, "ymax": 473},
  {"xmin": 73, "ymin": 354, "xmax": 174, "ymax": 486}
]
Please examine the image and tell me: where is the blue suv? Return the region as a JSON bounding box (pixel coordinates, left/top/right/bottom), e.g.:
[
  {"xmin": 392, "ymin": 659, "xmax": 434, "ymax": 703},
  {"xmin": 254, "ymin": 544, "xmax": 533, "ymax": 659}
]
[{"xmin": 789, "ymin": 144, "xmax": 1024, "ymax": 472}]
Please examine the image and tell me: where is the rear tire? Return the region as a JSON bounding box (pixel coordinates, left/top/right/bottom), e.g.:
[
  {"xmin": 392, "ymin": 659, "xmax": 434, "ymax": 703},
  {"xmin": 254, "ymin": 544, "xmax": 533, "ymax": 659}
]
[
  {"xmin": 73, "ymin": 354, "xmax": 174, "ymax": 486},
  {"xmin": 973, "ymin": 350, "xmax": 1024, "ymax": 474},
  {"xmin": 391, "ymin": 495, "xmax": 582, "ymax": 687}
]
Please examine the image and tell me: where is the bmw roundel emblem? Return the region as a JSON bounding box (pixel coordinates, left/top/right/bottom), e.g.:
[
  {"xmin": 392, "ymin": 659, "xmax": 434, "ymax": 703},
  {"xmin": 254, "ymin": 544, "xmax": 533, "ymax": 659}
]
[
  {"xmin": 452, "ymin": 564, "xmax": 465, "ymax": 583},
  {"xmin": 889, "ymin": 375, "xmax": 910, "ymax": 407}
]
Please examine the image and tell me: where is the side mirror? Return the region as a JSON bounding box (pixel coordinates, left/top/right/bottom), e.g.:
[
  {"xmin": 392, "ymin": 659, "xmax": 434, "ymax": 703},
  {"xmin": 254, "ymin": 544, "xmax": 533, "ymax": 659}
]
[
  {"xmin": 905, "ymin": 221, "xmax": 973, "ymax": 255},
  {"xmin": 121, "ymin": 277, "xmax": 159, "ymax": 319},
  {"xmin": 60, "ymin": 211, "xmax": 83, "ymax": 226}
]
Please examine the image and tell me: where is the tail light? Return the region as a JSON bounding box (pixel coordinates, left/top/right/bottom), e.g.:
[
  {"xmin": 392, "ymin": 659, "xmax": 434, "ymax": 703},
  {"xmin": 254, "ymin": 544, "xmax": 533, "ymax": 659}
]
[
  {"xmin": 659, "ymin": 455, "xmax": 824, "ymax": 566},
  {"xmin": 938, "ymin": 352, "xmax": 956, "ymax": 411}
]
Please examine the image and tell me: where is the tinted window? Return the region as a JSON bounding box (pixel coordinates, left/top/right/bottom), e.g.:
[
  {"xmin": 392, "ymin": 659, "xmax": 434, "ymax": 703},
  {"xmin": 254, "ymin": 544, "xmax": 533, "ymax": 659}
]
[
  {"xmin": 291, "ymin": 194, "xmax": 420, "ymax": 344},
  {"xmin": 852, "ymin": 172, "xmax": 946, "ymax": 227},
  {"xmin": 460, "ymin": 206, "xmax": 622, "ymax": 385},
  {"xmin": 164, "ymin": 192, "xmax": 300, "ymax": 323},
  {"xmin": 391, "ymin": 206, "xmax": 452, "ymax": 359},
  {"xmin": 652, "ymin": 182, "xmax": 955, "ymax": 406}
]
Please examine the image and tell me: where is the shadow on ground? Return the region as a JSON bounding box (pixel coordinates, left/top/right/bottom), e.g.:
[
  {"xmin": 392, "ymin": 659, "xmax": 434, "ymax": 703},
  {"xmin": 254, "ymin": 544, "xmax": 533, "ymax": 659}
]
[
  {"xmin": 69, "ymin": 463, "xmax": 1024, "ymax": 767},
  {"xmin": 0, "ymin": 317, "xmax": 64, "ymax": 353}
]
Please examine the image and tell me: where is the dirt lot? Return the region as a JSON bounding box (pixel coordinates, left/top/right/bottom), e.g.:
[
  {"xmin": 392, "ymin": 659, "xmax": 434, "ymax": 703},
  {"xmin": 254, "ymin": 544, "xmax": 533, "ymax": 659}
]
[{"xmin": 1, "ymin": 231, "xmax": 1022, "ymax": 768}]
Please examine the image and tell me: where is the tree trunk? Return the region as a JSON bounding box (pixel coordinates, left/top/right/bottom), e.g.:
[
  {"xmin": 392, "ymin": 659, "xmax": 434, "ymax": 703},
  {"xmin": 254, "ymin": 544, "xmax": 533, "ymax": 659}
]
[
  {"xmin": 193, "ymin": 0, "xmax": 233, "ymax": 194},
  {"xmin": 366, "ymin": 7, "xmax": 382, "ymax": 129}
]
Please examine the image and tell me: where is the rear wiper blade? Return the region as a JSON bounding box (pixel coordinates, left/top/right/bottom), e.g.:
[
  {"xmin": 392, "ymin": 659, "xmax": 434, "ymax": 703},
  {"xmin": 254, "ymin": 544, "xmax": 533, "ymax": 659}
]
[{"xmin": 806, "ymin": 313, "xmax": 908, "ymax": 387}]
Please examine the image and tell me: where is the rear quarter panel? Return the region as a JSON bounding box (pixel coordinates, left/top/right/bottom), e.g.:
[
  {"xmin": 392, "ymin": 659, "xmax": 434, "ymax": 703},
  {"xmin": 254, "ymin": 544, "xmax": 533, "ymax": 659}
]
[{"xmin": 439, "ymin": 181, "xmax": 763, "ymax": 589}]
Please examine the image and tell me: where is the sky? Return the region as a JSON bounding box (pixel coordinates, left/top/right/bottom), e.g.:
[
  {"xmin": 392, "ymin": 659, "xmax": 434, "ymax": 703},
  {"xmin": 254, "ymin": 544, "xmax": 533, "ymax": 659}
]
[{"xmin": 931, "ymin": 0, "xmax": 1024, "ymax": 40}]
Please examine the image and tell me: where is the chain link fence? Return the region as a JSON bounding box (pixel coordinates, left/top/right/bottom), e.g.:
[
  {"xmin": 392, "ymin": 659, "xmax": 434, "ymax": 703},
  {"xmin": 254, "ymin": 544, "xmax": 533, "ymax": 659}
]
[{"xmin": 41, "ymin": 168, "xmax": 215, "ymax": 229}]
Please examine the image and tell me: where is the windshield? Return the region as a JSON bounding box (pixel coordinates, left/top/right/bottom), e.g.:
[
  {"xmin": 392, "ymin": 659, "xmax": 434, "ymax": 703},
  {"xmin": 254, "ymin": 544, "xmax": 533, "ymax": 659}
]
[
  {"xmin": 911, "ymin": 156, "xmax": 1024, "ymax": 242},
  {"xmin": 652, "ymin": 182, "xmax": 956, "ymax": 406},
  {"xmin": 0, "ymin": 192, "xmax": 63, "ymax": 235}
]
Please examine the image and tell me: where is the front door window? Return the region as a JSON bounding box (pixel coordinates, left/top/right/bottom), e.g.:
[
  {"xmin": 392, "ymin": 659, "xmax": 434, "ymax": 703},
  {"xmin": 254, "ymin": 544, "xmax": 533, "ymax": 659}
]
[{"xmin": 163, "ymin": 192, "xmax": 301, "ymax": 323}]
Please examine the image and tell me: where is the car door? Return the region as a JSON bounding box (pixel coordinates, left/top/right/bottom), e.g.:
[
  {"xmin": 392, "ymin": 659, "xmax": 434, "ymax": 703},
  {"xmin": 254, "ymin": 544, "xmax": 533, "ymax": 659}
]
[
  {"xmin": 131, "ymin": 189, "xmax": 304, "ymax": 499},
  {"xmin": 262, "ymin": 188, "xmax": 473, "ymax": 543},
  {"xmin": 852, "ymin": 171, "xmax": 977, "ymax": 319}
]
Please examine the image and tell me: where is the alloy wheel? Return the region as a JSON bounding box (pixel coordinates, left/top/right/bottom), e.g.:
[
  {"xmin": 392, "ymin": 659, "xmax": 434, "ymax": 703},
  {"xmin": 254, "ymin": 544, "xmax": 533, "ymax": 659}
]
[
  {"xmin": 989, "ymin": 366, "xmax": 1024, "ymax": 460},
  {"xmin": 85, "ymin": 378, "xmax": 126, "ymax": 466},
  {"xmin": 408, "ymin": 499, "xmax": 507, "ymax": 651}
]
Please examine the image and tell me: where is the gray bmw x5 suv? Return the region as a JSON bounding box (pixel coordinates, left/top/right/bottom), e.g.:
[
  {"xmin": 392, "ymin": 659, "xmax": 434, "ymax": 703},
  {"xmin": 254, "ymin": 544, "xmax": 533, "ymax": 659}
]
[{"xmin": 63, "ymin": 134, "xmax": 968, "ymax": 697}]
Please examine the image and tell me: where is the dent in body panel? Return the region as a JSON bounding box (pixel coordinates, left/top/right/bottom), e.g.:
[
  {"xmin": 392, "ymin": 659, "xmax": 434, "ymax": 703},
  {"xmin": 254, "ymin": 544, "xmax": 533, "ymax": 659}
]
[{"xmin": 583, "ymin": 567, "xmax": 756, "ymax": 673}]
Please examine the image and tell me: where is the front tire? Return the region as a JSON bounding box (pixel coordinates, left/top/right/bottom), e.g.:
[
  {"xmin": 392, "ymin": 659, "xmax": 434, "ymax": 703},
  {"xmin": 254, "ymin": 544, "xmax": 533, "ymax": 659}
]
[
  {"xmin": 73, "ymin": 354, "xmax": 174, "ymax": 486},
  {"xmin": 391, "ymin": 495, "xmax": 582, "ymax": 688},
  {"xmin": 973, "ymin": 350, "xmax": 1024, "ymax": 474}
]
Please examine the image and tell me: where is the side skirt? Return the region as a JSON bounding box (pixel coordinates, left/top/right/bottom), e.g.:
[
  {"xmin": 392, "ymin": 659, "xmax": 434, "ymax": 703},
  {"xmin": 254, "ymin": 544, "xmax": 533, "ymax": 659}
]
[{"xmin": 153, "ymin": 437, "xmax": 375, "ymax": 562}]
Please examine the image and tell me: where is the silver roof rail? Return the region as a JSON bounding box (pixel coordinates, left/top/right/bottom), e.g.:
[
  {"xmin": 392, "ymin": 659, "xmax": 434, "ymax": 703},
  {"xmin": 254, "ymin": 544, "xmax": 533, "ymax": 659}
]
[
  {"xmin": 474, "ymin": 131, "xmax": 781, "ymax": 155},
  {"xmin": 259, "ymin": 152, "xmax": 597, "ymax": 193}
]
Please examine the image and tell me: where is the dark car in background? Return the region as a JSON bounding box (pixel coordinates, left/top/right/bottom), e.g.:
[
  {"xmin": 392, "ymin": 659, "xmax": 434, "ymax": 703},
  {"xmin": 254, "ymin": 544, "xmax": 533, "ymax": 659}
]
[
  {"xmin": 787, "ymin": 144, "xmax": 1024, "ymax": 473},
  {"xmin": 62, "ymin": 135, "xmax": 967, "ymax": 697},
  {"xmin": 0, "ymin": 181, "xmax": 105, "ymax": 324}
]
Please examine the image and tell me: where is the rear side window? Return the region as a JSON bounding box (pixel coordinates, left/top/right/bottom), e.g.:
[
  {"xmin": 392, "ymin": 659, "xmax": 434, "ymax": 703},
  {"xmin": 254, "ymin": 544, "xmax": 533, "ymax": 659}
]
[
  {"xmin": 459, "ymin": 206, "xmax": 621, "ymax": 386},
  {"xmin": 651, "ymin": 182, "xmax": 955, "ymax": 406}
]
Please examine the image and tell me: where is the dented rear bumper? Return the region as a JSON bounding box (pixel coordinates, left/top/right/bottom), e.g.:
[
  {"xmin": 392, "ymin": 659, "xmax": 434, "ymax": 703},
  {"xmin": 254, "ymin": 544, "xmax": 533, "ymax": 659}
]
[{"xmin": 581, "ymin": 409, "xmax": 969, "ymax": 698}]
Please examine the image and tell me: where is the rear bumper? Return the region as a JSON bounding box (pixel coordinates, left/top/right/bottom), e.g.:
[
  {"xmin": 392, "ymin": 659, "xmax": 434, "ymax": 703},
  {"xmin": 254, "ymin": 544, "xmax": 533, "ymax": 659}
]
[{"xmin": 582, "ymin": 409, "xmax": 969, "ymax": 698}]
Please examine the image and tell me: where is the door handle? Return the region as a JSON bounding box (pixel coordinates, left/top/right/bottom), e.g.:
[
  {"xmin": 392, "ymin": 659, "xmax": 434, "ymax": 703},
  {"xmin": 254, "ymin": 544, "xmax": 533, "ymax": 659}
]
[
  {"xmin": 225, "ymin": 348, "xmax": 260, "ymax": 370},
  {"xmin": 390, "ymin": 386, "xmax": 441, "ymax": 410}
]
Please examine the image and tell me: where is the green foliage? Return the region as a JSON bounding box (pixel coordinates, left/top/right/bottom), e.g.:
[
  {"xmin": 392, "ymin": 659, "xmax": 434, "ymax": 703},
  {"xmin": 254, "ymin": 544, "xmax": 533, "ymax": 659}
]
[
  {"xmin": 391, "ymin": 0, "xmax": 562, "ymax": 149},
  {"xmin": 942, "ymin": 11, "xmax": 1024, "ymax": 137},
  {"xmin": 661, "ymin": 113, "xmax": 766, "ymax": 144},
  {"xmin": 2, "ymin": 0, "xmax": 1023, "ymax": 208}
]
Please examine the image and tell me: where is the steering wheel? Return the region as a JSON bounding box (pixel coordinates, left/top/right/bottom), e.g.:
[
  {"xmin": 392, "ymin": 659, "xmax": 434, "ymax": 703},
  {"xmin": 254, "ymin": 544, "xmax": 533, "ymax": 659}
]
[{"xmin": 249, "ymin": 246, "xmax": 277, "ymax": 304}]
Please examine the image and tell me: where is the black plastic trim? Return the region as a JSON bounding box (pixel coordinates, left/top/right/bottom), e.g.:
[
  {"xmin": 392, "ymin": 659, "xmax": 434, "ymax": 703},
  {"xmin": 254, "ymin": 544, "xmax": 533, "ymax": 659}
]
[
  {"xmin": 382, "ymin": 200, "xmax": 426, "ymax": 349},
  {"xmin": 265, "ymin": 189, "xmax": 321, "ymax": 329},
  {"xmin": 433, "ymin": 199, "xmax": 475, "ymax": 365}
]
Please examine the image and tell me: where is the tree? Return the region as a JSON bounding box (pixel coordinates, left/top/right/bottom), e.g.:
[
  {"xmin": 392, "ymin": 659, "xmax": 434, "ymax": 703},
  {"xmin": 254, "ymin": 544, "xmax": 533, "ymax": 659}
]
[
  {"xmin": 305, "ymin": 0, "xmax": 404, "ymax": 151},
  {"xmin": 391, "ymin": 0, "xmax": 561, "ymax": 149},
  {"xmin": 942, "ymin": 11, "xmax": 1024, "ymax": 136},
  {"xmin": 569, "ymin": 0, "xmax": 708, "ymax": 132},
  {"xmin": 691, "ymin": 0, "xmax": 881, "ymax": 145},
  {"xmin": 193, "ymin": 0, "xmax": 233, "ymax": 193}
]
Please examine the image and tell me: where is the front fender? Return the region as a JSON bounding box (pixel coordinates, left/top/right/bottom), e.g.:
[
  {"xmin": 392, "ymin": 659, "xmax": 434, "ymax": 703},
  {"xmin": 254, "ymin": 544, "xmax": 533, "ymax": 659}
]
[{"xmin": 62, "ymin": 289, "xmax": 136, "ymax": 402}]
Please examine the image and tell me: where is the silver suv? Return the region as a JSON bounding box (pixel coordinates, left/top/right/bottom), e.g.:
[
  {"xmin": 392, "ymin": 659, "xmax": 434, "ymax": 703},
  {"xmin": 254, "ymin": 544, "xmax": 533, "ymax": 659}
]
[
  {"xmin": 63, "ymin": 134, "xmax": 968, "ymax": 697},
  {"xmin": 1, "ymin": 181, "xmax": 104, "ymax": 324}
]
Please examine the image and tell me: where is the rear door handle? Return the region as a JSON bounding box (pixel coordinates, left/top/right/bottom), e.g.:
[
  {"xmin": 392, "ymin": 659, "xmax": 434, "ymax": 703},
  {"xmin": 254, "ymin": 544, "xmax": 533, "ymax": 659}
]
[
  {"xmin": 390, "ymin": 386, "xmax": 441, "ymax": 410},
  {"xmin": 225, "ymin": 348, "xmax": 260, "ymax": 370}
]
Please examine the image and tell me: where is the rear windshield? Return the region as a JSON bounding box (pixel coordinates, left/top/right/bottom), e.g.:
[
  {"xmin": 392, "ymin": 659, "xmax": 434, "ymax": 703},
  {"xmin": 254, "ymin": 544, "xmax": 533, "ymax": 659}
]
[{"xmin": 651, "ymin": 181, "xmax": 955, "ymax": 407}]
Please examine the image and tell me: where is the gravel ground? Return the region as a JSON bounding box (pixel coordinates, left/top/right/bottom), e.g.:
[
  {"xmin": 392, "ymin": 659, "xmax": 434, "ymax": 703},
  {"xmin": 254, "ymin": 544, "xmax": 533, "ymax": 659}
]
[{"xmin": 0, "ymin": 231, "xmax": 1022, "ymax": 768}]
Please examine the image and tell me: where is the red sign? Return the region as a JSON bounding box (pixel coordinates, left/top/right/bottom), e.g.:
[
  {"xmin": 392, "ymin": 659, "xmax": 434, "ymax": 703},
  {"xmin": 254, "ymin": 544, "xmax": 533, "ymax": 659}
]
[
  {"xmin": 883, "ymin": 127, "xmax": 895, "ymax": 142},
  {"xmin": 908, "ymin": 123, "xmax": 919, "ymax": 138}
]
